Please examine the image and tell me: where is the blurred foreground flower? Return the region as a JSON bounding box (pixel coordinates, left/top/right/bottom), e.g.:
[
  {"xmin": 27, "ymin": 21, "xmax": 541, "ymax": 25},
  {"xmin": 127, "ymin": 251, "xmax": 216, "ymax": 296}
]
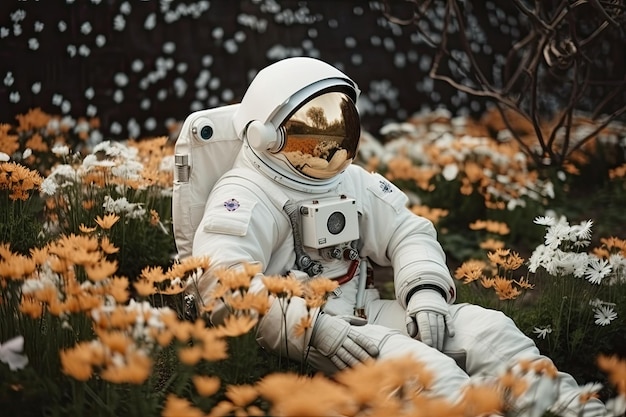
[{"xmin": 0, "ymin": 336, "xmax": 28, "ymax": 371}]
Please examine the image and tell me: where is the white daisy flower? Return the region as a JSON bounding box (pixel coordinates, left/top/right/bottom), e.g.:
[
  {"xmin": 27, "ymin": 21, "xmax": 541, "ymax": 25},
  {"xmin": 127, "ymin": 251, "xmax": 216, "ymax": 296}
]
[
  {"xmin": 0, "ymin": 336, "xmax": 29, "ymax": 371},
  {"xmin": 550, "ymin": 250, "xmax": 580, "ymax": 277},
  {"xmin": 544, "ymin": 222, "xmax": 570, "ymax": 249},
  {"xmin": 572, "ymin": 252, "xmax": 590, "ymax": 278},
  {"xmin": 585, "ymin": 258, "xmax": 612, "ymax": 285},
  {"xmin": 40, "ymin": 177, "xmax": 58, "ymax": 196},
  {"xmin": 572, "ymin": 219, "xmax": 593, "ymax": 240},
  {"xmin": 528, "ymin": 244, "xmax": 547, "ymax": 273},
  {"xmin": 533, "ymin": 216, "xmax": 556, "ymax": 226},
  {"xmin": 594, "ymin": 305, "xmax": 617, "ymax": 326},
  {"xmin": 589, "ymin": 298, "xmax": 615, "ymax": 308},
  {"xmin": 441, "ymin": 163, "xmax": 459, "ymax": 181},
  {"xmin": 533, "ymin": 325, "xmax": 552, "ymax": 339}
]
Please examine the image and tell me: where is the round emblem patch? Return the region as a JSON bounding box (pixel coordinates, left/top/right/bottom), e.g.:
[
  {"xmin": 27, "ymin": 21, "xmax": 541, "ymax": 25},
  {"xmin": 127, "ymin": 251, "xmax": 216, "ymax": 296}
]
[{"xmin": 224, "ymin": 198, "xmax": 240, "ymax": 211}]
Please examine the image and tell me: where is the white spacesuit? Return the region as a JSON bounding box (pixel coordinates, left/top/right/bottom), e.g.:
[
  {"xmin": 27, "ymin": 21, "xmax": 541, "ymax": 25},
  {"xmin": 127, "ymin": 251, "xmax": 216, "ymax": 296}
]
[{"xmin": 188, "ymin": 57, "xmax": 607, "ymax": 416}]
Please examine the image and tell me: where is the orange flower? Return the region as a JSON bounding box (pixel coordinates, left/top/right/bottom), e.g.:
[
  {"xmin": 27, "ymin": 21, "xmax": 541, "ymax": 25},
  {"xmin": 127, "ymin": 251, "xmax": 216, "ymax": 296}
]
[
  {"xmin": 304, "ymin": 276, "xmax": 339, "ymax": 297},
  {"xmin": 153, "ymin": 328, "xmax": 174, "ymax": 347},
  {"xmin": 260, "ymin": 373, "xmax": 353, "ymax": 417},
  {"xmin": 133, "ymin": 280, "xmax": 155, "ymax": 297},
  {"xmin": 261, "ymin": 274, "xmax": 303, "ymax": 298},
  {"xmin": 454, "ymin": 260, "xmax": 486, "ymax": 284},
  {"xmin": 178, "ymin": 345, "xmax": 203, "ymax": 366},
  {"xmin": 410, "ymin": 205, "xmax": 449, "ymax": 224},
  {"xmin": 28, "ymin": 246, "xmax": 49, "ymax": 266},
  {"xmin": 470, "ymin": 220, "xmax": 510, "ymax": 235},
  {"xmin": 99, "ymin": 236, "xmax": 119, "ymax": 254},
  {"xmin": 0, "ymin": 123, "xmax": 19, "ymax": 155},
  {"xmin": 141, "ymin": 265, "xmax": 167, "ymax": 283},
  {"xmin": 480, "ymin": 277, "xmax": 495, "ymax": 289},
  {"xmin": 192, "ymin": 375, "xmax": 221, "ymax": 397},
  {"xmin": 19, "ymin": 297, "xmax": 43, "ymax": 318},
  {"xmin": 480, "ymin": 238, "xmax": 506, "ymax": 251},
  {"xmin": 0, "ymin": 242, "xmax": 13, "ymax": 259},
  {"xmin": 216, "ymin": 267, "xmax": 252, "ymax": 291},
  {"xmin": 100, "ymin": 350, "xmax": 152, "ymax": 385},
  {"xmin": 95, "ymin": 214, "xmax": 120, "ymax": 229},
  {"xmin": 597, "ymin": 355, "xmax": 626, "ymax": 395},
  {"xmin": 162, "ymin": 394, "xmax": 204, "ymax": 417},
  {"xmin": 25, "ymin": 133, "xmax": 48, "ymax": 152},
  {"xmin": 85, "ymin": 259, "xmax": 118, "ymax": 282},
  {"xmin": 487, "ymin": 249, "xmax": 524, "ymax": 271},
  {"xmin": 224, "ymin": 384, "xmax": 259, "ymax": 408},
  {"xmin": 15, "ymin": 108, "xmax": 51, "ymax": 131},
  {"xmin": 217, "ymin": 314, "xmax": 258, "ymax": 338},
  {"xmin": 0, "ymin": 162, "xmax": 43, "ymax": 200},
  {"xmin": 60, "ymin": 342, "xmax": 100, "ymax": 381},
  {"xmin": 492, "ymin": 276, "xmax": 521, "ymax": 300},
  {"xmin": 514, "ymin": 277, "xmax": 534, "ymax": 290},
  {"xmin": 95, "ymin": 306, "xmax": 138, "ymax": 330},
  {"xmin": 166, "ymin": 256, "xmax": 210, "ymax": 281},
  {"xmin": 460, "ymin": 384, "xmax": 504, "ymax": 416},
  {"xmin": 107, "ymin": 276, "xmax": 130, "ymax": 303},
  {"xmin": 95, "ymin": 329, "xmax": 132, "ymax": 353},
  {"xmin": 304, "ymin": 293, "xmax": 326, "ymax": 309},
  {"xmin": 149, "ymin": 209, "xmax": 160, "ymax": 226},
  {"xmin": 0, "ymin": 253, "xmax": 36, "ymax": 278},
  {"xmin": 223, "ymin": 291, "xmax": 268, "ymax": 313},
  {"xmin": 293, "ymin": 315, "xmax": 313, "ymax": 337},
  {"xmin": 460, "ymin": 178, "xmax": 474, "ymax": 195},
  {"xmin": 79, "ymin": 224, "xmax": 97, "ymax": 234},
  {"xmin": 464, "ymin": 161, "xmax": 485, "ymax": 183},
  {"xmin": 244, "ymin": 291, "xmax": 271, "ymax": 316},
  {"xmin": 82, "ymin": 199, "xmax": 96, "ymax": 210}
]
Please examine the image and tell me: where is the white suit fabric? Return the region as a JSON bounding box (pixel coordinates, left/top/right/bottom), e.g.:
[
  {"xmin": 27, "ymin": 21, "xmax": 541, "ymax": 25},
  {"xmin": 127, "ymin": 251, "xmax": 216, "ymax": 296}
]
[{"xmin": 192, "ymin": 152, "xmax": 605, "ymax": 415}]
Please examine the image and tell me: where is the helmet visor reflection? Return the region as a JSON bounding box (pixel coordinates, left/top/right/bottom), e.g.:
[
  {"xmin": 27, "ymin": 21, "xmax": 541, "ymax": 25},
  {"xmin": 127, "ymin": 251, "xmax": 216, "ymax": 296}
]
[{"xmin": 278, "ymin": 92, "xmax": 360, "ymax": 179}]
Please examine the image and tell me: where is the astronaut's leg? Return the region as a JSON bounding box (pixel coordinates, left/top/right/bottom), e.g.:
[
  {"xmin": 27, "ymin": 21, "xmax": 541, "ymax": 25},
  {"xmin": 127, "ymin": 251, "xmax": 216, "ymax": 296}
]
[
  {"xmin": 323, "ymin": 323, "xmax": 470, "ymax": 404},
  {"xmin": 360, "ymin": 291, "xmax": 469, "ymax": 403},
  {"xmin": 445, "ymin": 303, "xmax": 607, "ymax": 417}
]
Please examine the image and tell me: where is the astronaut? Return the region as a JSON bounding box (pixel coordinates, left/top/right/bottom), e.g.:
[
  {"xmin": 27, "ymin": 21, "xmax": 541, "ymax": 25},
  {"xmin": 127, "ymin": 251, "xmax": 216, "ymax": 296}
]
[{"xmin": 190, "ymin": 57, "xmax": 607, "ymax": 416}]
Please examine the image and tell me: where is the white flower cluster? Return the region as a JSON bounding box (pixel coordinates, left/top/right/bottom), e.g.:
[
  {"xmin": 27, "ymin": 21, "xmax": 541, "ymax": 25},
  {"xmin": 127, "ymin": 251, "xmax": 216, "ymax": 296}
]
[
  {"xmin": 41, "ymin": 140, "xmax": 149, "ymax": 197},
  {"xmin": 21, "ymin": 263, "xmax": 61, "ymax": 296},
  {"xmin": 102, "ymin": 195, "xmax": 146, "ymax": 219},
  {"xmin": 528, "ymin": 215, "xmax": 625, "ymax": 286},
  {"xmin": 40, "ymin": 164, "xmax": 78, "ymax": 196}
]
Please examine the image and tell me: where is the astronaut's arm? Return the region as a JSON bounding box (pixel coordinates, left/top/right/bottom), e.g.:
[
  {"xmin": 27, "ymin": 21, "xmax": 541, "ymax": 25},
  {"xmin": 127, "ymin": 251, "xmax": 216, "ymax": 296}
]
[
  {"xmin": 357, "ymin": 170, "xmax": 455, "ymax": 307},
  {"xmin": 385, "ymin": 213, "xmax": 458, "ymax": 350},
  {"xmin": 189, "ymin": 184, "xmax": 278, "ymax": 322},
  {"xmin": 388, "ymin": 213, "xmax": 456, "ymax": 308},
  {"xmin": 256, "ymin": 298, "xmax": 379, "ymax": 369}
]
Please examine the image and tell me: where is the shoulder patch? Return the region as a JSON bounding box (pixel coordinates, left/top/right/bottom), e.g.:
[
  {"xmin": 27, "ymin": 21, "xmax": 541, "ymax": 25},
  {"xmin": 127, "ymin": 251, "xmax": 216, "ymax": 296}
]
[
  {"xmin": 366, "ymin": 173, "xmax": 408, "ymax": 213},
  {"xmin": 203, "ymin": 196, "xmax": 257, "ymax": 236}
]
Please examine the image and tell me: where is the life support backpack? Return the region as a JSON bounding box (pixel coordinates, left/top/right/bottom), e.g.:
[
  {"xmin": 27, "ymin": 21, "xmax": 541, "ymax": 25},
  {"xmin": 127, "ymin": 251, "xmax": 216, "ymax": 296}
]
[{"xmin": 172, "ymin": 104, "xmax": 242, "ymax": 259}]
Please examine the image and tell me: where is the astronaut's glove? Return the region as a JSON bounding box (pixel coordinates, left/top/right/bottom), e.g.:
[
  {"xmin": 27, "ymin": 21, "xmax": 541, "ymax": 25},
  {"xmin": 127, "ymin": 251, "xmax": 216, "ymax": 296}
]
[
  {"xmin": 405, "ymin": 288, "xmax": 455, "ymax": 351},
  {"xmin": 310, "ymin": 313, "xmax": 379, "ymax": 369}
]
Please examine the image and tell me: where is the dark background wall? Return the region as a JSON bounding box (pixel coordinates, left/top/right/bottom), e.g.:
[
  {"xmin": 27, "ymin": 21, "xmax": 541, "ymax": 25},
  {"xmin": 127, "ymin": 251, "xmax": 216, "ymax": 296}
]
[{"xmin": 0, "ymin": 0, "xmax": 622, "ymax": 140}]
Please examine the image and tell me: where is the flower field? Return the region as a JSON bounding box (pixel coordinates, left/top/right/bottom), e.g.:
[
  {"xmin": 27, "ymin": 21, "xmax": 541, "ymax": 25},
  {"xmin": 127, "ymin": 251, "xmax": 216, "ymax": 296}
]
[{"xmin": 1, "ymin": 107, "xmax": 626, "ymax": 416}]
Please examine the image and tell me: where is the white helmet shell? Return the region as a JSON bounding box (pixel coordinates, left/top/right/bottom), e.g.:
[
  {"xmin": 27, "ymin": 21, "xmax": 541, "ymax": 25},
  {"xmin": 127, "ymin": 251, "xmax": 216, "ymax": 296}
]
[{"xmin": 233, "ymin": 57, "xmax": 361, "ymax": 193}]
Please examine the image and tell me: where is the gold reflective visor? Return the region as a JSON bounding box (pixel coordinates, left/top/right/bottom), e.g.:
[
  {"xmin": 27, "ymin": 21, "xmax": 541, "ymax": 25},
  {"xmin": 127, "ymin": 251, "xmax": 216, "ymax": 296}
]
[{"xmin": 278, "ymin": 92, "xmax": 360, "ymax": 179}]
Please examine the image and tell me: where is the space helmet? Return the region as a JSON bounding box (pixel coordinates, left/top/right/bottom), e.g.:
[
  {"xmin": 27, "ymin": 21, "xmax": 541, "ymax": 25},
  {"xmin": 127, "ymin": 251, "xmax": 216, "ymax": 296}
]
[{"xmin": 232, "ymin": 57, "xmax": 361, "ymax": 193}]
